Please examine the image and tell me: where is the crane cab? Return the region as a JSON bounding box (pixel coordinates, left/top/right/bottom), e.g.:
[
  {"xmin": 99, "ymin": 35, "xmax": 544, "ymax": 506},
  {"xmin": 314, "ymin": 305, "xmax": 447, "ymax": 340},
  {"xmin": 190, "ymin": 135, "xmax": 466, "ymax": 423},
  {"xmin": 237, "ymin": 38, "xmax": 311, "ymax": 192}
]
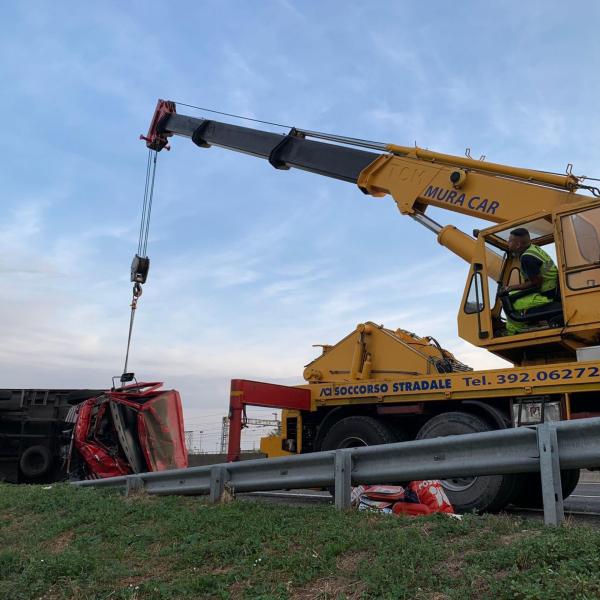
[{"xmin": 458, "ymin": 197, "xmax": 600, "ymax": 366}]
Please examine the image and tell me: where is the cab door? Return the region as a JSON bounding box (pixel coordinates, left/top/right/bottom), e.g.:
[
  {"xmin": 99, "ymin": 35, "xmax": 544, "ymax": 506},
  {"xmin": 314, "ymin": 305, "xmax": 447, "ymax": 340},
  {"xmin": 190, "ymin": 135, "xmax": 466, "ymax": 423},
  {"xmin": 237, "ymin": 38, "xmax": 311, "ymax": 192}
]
[
  {"xmin": 457, "ymin": 237, "xmax": 494, "ymax": 345},
  {"xmin": 554, "ymin": 201, "xmax": 600, "ymax": 330}
]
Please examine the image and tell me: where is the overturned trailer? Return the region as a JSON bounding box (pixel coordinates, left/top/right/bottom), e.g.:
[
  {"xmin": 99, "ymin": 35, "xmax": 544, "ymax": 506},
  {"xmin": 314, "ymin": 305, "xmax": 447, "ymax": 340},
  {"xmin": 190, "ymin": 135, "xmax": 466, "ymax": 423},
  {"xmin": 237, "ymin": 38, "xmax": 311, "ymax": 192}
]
[{"xmin": 0, "ymin": 382, "xmax": 187, "ymax": 483}]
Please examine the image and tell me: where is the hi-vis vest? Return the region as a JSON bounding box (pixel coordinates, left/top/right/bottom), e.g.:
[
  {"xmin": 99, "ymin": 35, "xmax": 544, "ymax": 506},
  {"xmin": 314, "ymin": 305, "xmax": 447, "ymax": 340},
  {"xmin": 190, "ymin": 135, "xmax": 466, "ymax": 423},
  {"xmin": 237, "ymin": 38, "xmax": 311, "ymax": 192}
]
[{"xmin": 520, "ymin": 244, "xmax": 558, "ymax": 293}]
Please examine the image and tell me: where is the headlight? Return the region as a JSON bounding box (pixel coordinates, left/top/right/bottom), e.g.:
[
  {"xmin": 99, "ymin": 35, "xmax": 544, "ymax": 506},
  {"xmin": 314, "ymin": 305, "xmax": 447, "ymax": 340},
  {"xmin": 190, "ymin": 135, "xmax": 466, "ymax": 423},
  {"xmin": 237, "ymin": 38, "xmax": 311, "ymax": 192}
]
[{"xmin": 512, "ymin": 399, "xmax": 561, "ymax": 426}]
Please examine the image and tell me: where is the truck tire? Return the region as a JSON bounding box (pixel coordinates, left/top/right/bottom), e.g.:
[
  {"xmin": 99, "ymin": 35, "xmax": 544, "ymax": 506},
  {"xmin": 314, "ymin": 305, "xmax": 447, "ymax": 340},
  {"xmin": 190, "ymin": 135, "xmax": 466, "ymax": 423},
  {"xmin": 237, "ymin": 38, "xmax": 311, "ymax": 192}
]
[
  {"xmin": 321, "ymin": 416, "xmax": 398, "ymax": 502},
  {"xmin": 416, "ymin": 412, "xmax": 518, "ymax": 513},
  {"xmin": 19, "ymin": 445, "xmax": 52, "ymax": 479},
  {"xmin": 320, "ymin": 416, "xmax": 397, "ymax": 451},
  {"xmin": 511, "ymin": 468, "xmax": 580, "ymax": 509}
]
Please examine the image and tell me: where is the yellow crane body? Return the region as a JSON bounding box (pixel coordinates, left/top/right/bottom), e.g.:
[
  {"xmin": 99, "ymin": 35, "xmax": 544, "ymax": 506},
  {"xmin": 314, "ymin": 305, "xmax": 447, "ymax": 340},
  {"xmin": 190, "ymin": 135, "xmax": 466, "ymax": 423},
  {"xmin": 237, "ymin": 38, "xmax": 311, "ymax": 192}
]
[
  {"xmin": 261, "ymin": 321, "xmax": 600, "ymax": 454},
  {"xmin": 145, "ymin": 100, "xmax": 600, "ymax": 512}
]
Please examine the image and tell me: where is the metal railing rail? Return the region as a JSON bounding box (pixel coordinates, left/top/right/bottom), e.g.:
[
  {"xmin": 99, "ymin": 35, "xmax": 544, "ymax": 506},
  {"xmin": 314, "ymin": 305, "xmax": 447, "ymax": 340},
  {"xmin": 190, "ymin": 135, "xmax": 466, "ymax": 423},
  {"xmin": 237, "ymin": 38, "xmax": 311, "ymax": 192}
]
[{"xmin": 72, "ymin": 417, "xmax": 600, "ymax": 526}]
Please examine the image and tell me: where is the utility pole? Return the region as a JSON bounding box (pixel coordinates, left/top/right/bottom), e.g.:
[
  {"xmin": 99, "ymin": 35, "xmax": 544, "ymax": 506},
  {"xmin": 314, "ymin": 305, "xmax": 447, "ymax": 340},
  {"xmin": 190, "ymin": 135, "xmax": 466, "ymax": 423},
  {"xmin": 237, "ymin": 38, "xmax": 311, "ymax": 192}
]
[
  {"xmin": 184, "ymin": 430, "xmax": 194, "ymax": 452},
  {"xmin": 185, "ymin": 430, "xmax": 203, "ymax": 454},
  {"xmin": 220, "ymin": 416, "xmax": 229, "ymax": 454}
]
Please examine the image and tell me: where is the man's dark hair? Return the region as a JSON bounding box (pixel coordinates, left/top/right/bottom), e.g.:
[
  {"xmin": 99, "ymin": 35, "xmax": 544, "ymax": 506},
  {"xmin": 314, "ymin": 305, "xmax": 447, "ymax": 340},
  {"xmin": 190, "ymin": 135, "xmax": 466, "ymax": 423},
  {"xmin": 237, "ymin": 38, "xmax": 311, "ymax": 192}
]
[{"xmin": 510, "ymin": 227, "xmax": 530, "ymax": 238}]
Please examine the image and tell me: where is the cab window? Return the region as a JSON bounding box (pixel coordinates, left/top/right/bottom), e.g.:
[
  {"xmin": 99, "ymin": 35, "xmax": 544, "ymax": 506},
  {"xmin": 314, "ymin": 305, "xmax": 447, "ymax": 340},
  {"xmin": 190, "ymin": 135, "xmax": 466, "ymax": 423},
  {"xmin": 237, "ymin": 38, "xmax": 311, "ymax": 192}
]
[
  {"xmin": 561, "ymin": 206, "xmax": 600, "ymax": 290},
  {"xmin": 464, "ymin": 272, "xmax": 484, "ymax": 314}
]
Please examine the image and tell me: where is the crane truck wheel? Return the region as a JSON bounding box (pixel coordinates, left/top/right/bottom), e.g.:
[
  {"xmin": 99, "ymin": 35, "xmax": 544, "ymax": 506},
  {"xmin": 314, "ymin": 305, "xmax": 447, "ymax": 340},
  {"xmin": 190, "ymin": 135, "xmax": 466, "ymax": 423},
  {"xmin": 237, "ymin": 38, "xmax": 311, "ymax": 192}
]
[
  {"xmin": 320, "ymin": 416, "xmax": 398, "ymax": 451},
  {"xmin": 416, "ymin": 412, "xmax": 518, "ymax": 514},
  {"xmin": 511, "ymin": 468, "xmax": 580, "ymax": 509},
  {"xmin": 320, "ymin": 416, "xmax": 398, "ymax": 502}
]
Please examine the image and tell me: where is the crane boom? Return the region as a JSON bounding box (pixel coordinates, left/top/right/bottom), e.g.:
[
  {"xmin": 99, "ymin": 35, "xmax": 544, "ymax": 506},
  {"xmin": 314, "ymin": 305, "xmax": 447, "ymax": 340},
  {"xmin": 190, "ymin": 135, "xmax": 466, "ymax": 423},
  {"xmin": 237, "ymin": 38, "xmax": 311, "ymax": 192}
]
[
  {"xmin": 144, "ymin": 100, "xmax": 588, "ymax": 227},
  {"xmin": 148, "ymin": 110, "xmax": 379, "ymax": 183}
]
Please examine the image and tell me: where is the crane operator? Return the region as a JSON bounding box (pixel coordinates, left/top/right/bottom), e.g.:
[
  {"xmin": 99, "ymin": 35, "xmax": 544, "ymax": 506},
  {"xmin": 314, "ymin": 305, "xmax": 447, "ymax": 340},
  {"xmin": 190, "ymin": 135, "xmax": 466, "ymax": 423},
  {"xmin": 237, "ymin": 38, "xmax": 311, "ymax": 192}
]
[{"xmin": 499, "ymin": 228, "xmax": 560, "ymax": 335}]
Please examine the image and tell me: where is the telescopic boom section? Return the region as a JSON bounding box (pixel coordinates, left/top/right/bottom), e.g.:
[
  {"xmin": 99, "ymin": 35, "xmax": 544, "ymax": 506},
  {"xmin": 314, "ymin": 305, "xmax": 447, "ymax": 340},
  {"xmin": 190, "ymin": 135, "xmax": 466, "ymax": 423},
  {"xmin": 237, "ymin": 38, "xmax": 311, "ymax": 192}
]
[
  {"xmin": 142, "ymin": 100, "xmax": 378, "ymax": 183},
  {"xmin": 143, "ymin": 99, "xmax": 585, "ymax": 224}
]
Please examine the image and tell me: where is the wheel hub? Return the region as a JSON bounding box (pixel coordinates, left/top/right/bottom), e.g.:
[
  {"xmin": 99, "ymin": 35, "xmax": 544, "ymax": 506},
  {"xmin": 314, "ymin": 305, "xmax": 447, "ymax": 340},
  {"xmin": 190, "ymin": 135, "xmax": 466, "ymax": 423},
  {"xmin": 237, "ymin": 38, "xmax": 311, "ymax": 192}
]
[
  {"xmin": 338, "ymin": 436, "xmax": 368, "ymax": 449},
  {"xmin": 442, "ymin": 476, "xmax": 477, "ymax": 492}
]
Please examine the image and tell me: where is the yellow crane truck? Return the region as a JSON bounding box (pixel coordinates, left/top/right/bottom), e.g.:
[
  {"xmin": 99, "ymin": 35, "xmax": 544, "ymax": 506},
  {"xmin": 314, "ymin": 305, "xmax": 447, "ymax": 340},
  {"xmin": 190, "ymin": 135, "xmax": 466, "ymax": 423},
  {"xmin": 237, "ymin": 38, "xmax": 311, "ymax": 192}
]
[{"xmin": 143, "ymin": 100, "xmax": 600, "ymax": 512}]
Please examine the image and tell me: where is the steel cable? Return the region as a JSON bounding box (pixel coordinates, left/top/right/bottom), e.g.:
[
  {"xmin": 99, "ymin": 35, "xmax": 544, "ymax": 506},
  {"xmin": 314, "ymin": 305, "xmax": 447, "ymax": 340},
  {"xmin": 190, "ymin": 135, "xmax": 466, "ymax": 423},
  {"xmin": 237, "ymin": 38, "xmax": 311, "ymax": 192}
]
[
  {"xmin": 173, "ymin": 100, "xmax": 387, "ymax": 151},
  {"xmin": 121, "ymin": 150, "xmax": 158, "ymax": 380}
]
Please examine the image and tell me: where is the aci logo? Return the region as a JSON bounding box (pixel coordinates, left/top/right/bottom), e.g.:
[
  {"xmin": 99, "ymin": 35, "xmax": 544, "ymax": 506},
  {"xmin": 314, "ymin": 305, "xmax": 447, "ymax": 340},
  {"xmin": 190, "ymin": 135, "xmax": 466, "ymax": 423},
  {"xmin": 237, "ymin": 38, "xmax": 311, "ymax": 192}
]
[{"xmin": 319, "ymin": 383, "xmax": 389, "ymax": 397}]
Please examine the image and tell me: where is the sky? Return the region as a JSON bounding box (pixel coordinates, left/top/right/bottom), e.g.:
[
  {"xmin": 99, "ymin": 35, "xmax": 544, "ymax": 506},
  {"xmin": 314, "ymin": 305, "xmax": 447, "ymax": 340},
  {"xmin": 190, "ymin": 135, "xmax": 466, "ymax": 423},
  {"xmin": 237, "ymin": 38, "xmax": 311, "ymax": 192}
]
[{"xmin": 2, "ymin": 1, "xmax": 600, "ymax": 450}]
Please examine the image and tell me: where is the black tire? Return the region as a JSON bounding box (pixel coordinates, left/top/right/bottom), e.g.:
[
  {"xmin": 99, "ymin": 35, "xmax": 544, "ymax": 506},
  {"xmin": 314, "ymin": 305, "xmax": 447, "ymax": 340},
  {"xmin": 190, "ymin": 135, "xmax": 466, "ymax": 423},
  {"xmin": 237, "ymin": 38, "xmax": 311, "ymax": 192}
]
[
  {"xmin": 416, "ymin": 412, "xmax": 518, "ymax": 514},
  {"xmin": 320, "ymin": 416, "xmax": 398, "ymax": 451},
  {"xmin": 321, "ymin": 416, "xmax": 398, "ymax": 501},
  {"xmin": 19, "ymin": 445, "xmax": 52, "ymax": 479},
  {"xmin": 562, "ymin": 468, "xmax": 581, "ymax": 498},
  {"xmin": 512, "ymin": 468, "xmax": 580, "ymax": 509}
]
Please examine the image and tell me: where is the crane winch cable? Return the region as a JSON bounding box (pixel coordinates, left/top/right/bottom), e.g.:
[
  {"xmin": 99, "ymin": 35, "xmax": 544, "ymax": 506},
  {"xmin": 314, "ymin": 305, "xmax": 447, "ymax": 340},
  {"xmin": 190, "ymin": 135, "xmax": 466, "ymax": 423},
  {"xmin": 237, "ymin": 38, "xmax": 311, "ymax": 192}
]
[{"xmin": 120, "ymin": 148, "xmax": 158, "ymax": 383}]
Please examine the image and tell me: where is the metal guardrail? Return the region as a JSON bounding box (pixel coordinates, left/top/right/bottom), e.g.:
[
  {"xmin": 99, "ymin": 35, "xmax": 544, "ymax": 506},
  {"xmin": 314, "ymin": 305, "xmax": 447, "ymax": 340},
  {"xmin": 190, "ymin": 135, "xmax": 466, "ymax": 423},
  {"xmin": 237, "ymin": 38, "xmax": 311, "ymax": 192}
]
[{"xmin": 73, "ymin": 417, "xmax": 600, "ymax": 526}]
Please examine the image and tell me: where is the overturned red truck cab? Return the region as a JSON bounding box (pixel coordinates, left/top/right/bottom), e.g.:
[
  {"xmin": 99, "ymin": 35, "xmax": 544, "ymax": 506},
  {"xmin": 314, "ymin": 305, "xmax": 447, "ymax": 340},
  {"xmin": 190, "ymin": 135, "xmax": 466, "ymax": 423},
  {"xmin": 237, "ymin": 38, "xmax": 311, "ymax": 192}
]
[
  {"xmin": 0, "ymin": 382, "xmax": 187, "ymax": 483},
  {"xmin": 70, "ymin": 382, "xmax": 188, "ymax": 479}
]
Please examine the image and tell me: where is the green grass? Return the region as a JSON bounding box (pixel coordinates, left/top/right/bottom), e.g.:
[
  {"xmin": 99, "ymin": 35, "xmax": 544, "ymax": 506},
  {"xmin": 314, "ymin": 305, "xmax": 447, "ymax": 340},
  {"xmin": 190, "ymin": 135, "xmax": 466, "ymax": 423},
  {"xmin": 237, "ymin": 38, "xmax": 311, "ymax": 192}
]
[{"xmin": 2, "ymin": 484, "xmax": 600, "ymax": 599}]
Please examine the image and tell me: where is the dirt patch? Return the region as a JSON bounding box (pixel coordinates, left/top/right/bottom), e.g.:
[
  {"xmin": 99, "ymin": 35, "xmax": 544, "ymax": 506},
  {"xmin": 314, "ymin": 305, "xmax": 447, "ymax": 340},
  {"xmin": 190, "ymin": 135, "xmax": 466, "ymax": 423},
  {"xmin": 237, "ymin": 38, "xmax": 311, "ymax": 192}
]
[
  {"xmin": 0, "ymin": 513, "xmax": 42, "ymax": 536},
  {"xmin": 48, "ymin": 530, "xmax": 75, "ymax": 554},
  {"xmin": 434, "ymin": 552, "xmax": 465, "ymax": 580},
  {"xmin": 210, "ymin": 565, "xmax": 233, "ymax": 575},
  {"xmin": 335, "ymin": 551, "xmax": 368, "ymax": 573},
  {"xmin": 118, "ymin": 559, "xmax": 175, "ymax": 588},
  {"xmin": 119, "ymin": 575, "xmax": 150, "ymax": 588},
  {"xmin": 123, "ymin": 489, "xmax": 152, "ymax": 503},
  {"xmin": 228, "ymin": 579, "xmax": 247, "ymax": 598},
  {"xmin": 221, "ymin": 483, "xmax": 235, "ymax": 504},
  {"xmin": 419, "ymin": 521, "xmax": 435, "ymax": 535},
  {"xmin": 499, "ymin": 530, "xmax": 539, "ymax": 545},
  {"xmin": 291, "ymin": 577, "xmax": 367, "ymax": 600},
  {"xmin": 291, "ymin": 551, "xmax": 368, "ymax": 600},
  {"xmin": 468, "ymin": 574, "xmax": 491, "ymax": 596},
  {"xmin": 440, "ymin": 554, "xmax": 465, "ymax": 579},
  {"xmin": 406, "ymin": 521, "xmax": 435, "ymax": 537},
  {"xmin": 37, "ymin": 583, "xmax": 84, "ymax": 600},
  {"xmin": 493, "ymin": 569, "xmax": 511, "ymax": 580}
]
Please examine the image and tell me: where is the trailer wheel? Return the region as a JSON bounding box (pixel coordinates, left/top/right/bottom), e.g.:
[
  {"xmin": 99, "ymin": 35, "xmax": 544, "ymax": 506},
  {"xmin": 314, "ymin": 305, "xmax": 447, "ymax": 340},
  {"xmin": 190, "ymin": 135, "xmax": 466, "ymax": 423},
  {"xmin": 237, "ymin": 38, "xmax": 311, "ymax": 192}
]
[
  {"xmin": 511, "ymin": 468, "xmax": 580, "ymax": 509},
  {"xmin": 416, "ymin": 412, "xmax": 518, "ymax": 513},
  {"xmin": 320, "ymin": 416, "xmax": 397, "ymax": 451},
  {"xmin": 19, "ymin": 445, "xmax": 52, "ymax": 479}
]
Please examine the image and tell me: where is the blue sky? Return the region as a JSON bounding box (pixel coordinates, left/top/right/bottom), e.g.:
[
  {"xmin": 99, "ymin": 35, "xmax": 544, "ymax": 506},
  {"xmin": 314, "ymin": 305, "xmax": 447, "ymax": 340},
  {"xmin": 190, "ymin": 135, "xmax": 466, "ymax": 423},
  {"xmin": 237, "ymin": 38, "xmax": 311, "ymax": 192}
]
[{"xmin": 2, "ymin": 1, "xmax": 600, "ymax": 449}]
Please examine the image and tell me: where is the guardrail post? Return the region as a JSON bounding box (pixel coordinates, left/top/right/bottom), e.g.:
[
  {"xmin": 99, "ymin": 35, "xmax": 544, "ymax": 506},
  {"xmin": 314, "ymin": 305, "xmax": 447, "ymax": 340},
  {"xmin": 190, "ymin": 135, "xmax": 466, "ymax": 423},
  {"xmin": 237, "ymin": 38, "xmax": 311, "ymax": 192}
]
[
  {"xmin": 209, "ymin": 466, "xmax": 228, "ymax": 503},
  {"xmin": 125, "ymin": 476, "xmax": 144, "ymax": 496},
  {"xmin": 537, "ymin": 423, "xmax": 564, "ymax": 526},
  {"xmin": 334, "ymin": 450, "xmax": 353, "ymax": 511}
]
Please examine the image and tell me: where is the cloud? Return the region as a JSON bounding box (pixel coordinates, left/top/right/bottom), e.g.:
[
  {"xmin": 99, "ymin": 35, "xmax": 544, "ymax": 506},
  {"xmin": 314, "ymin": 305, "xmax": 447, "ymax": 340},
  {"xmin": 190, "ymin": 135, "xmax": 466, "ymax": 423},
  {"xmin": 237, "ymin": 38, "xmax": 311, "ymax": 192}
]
[
  {"xmin": 370, "ymin": 36, "xmax": 429, "ymax": 85},
  {"xmin": 3, "ymin": 1, "xmax": 597, "ymax": 450},
  {"xmin": 275, "ymin": 0, "xmax": 308, "ymax": 23},
  {"xmin": 489, "ymin": 102, "xmax": 566, "ymax": 149}
]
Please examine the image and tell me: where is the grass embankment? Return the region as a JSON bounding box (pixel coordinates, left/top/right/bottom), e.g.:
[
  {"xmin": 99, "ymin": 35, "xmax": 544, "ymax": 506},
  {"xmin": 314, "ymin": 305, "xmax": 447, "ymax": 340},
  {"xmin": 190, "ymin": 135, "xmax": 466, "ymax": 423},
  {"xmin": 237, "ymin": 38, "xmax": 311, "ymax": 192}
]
[{"xmin": 1, "ymin": 484, "xmax": 600, "ymax": 599}]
